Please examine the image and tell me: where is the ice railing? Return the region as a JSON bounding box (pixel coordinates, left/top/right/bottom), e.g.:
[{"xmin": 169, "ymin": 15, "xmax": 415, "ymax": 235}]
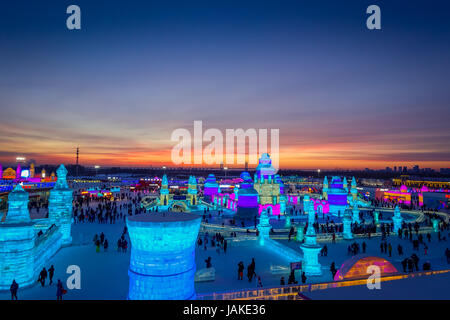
[{"xmin": 197, "ymin": 269, "xmax": 450, "ymax": 300}]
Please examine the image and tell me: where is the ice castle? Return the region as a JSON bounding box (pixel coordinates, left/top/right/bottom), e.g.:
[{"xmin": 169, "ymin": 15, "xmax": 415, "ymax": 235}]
[
  {"xmin": 0, "ymin": 164, "xmax": 73, "ymax": 290},
  {"xmin": 252, "ymin": 153, "xmax": 286, "ymax": 216}
]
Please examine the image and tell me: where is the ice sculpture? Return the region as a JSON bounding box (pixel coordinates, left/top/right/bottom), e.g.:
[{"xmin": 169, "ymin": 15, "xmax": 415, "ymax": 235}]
[
  {"xmin": 300, "ymin": 201, "xmax": 322, "ymax": 276},
  {"xmin": 127, "ymin": 213, "xmax": 201, "ymax": 300},
  {"xmin": 48, "ymin": 164, "xmax": 73, "ymax": 245}
]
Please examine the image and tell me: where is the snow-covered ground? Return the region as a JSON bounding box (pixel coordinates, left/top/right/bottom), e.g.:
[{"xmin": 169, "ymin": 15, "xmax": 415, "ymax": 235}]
[{"xmin": 1, "ymin": 199, "xmax": 449, "ymax": 300}]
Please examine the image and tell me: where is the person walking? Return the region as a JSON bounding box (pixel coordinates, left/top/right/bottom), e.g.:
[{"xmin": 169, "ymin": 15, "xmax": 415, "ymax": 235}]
[
  {"xmin": 48, "ymin": 265, "xmax": 55, "ymax": 285},
  {"xmin": 301, "ymin": 272, "xmax": 307, "ymax": 284},
  {"xmin": 56, "ymin": 279, "xmax": 65, "ymax": 301},
  {"xmin": 330, "ymin": 262, "xmax": 337, "ymax": 279},
  {"xmin": 10, "ymin": 280, "xmax": 18, "ymax": 300},
  {"xmin": 257, "ymin": 276, "xmax": 263, "ymax": 287},
  {"xmin": 39, "ymin": 267, "xmax": 48, "ymax": 287},
  {"xmin": 237, "ymin": 261, "xmax": 244, "ymax": 280}
]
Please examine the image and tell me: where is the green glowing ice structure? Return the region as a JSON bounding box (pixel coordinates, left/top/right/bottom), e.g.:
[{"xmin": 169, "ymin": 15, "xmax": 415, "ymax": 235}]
[
  {"xmin": 300, "ymin": 201, "xmax": 322, "ymax": 276},
  {"xmin": 392, "ymin": 205, "xmax": 403, "ymax": 234},
  {"xmin": 374, "ymin": 211, "xmax": 380, "ymax": 225},
  {"xmin": 127, "ymin": 213, "xmax": 202, "ymax": 300},
  {"xmin": 48, "ymin": 164, "xmax": 73, "ymax": 245},
  {"xmin": 431, "ymin": 218, "xmax": 439, "ymax": 232},
  {"xmin": 348, "ymin": 197, "xmax": 360, "ymax": 224},
  {"xmin": 284, "ymin": 214, "xmax": 291, "ymax": 228},
  {"xmin": 296, "ymin": 224, "xmax": 304, "ymax": 242}
]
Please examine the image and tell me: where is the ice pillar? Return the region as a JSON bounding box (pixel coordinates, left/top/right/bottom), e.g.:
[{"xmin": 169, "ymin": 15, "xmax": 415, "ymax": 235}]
[
  {"xmin": 350, "ymin": 199, "xmax": 360, "ymax": 224},
  {"xmin": 48, "ymin": 164, "xmax": 73, "ymax": 245},
  {"xmin": 284, "ymin": 214, "xmax": 291, "ymax": 228},
  {"xmin": 257, "ymin": 209, "xmax": 271, "ymax": 246},
  {"xmin": 300, "ymin": 202, "xmax": 322, "ymax": 276},
  {"xmin": 392, "ymin": 205, "xmax": 403, "ymax": 233},
  {"xmin": 343, "ymin": 209, "xmax": 354, "ymax": 240},
  {"xmin": 374, "ymin": 211, "xmax": 380, "ymax": 225},
  {"xmin": 127, "ymin": 213, "xmax": 201, "ymax": 300}
]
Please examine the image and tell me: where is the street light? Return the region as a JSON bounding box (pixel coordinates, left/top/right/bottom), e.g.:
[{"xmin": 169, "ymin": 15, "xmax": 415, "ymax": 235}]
[{"xmin": 224, "ymin": 166, "xmax": 228, "ymax": 178}]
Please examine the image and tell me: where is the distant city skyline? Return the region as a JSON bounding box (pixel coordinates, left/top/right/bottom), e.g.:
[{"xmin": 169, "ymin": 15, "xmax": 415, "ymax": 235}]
[{"xmin": 1, "ymin": 1, "xmax": 449, "ymax": 170}]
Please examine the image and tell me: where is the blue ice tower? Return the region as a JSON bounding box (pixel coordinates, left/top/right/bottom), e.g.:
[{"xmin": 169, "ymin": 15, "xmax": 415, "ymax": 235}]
[
  {"xmin": 300, "ymin": 201, "xmax": 322, "ymax": 276},
  {"xmin": 0, "ymin": 184, "xmax": 35, "ymax": 290},
  {"xmin": 351, "ymin": 200, "xmax": 361, "ymax": 224},
  {"xmin": 392, "ymin": 205, "xmax": 403, "ymax": 233},
  {"xmin": 257, "ymin": 209, "xmax": 271, "ymax": 246},
  {"xmin": 48, "ymin": 164, "xmax": 73, "ymax": 245},
  {"xmin": 127, "ymin": 212, "xmax": 202, "ymax": 300},
  {"xmin": 342, "ymin": 209, "xmax": 354, "ymax": 240}
]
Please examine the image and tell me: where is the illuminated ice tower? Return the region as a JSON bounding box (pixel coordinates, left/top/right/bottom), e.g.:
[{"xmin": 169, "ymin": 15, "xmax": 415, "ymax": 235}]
[
  {"xmin": 253, "ymin": 153, "xmax": 284, "ymax": 215},
  {"xmin": 203, "ymin": 174, "xmax": 219, "ymax": 201},
  {"xmin": 127, "ymin": 213, "xmax": 201, "ymax": 300},
  {"xmin": 326, "ymin": 176, "xmax": 348, "ymax": 216},
  {"xmin": 16, "ymin": 164, "xmax": 22, "ymax": 180},
  {"xmin": 342, "ymin": 209, "xmax": 354, "ymax": 240},
  {"xmin": 236, "ymin": 172, "xmax": 259, "ymax": 219},
  {"xmin": 322, "ymin": 176, "xmax": 329, "ymax": 200},
  {"xmin": 48, "ymin": 164, "xmax": 73, "ymax": 245},
  {"xmin": 187, "ymin": 176, "xmax": 198, "ymax": 205},
  {"xmin": 160, "ymin": 174, "xmax": 169, "ymax": 206},
  {"xmin": 392, "ymin": 205, "xmax": 403, "ymax": 233},
  {"xmin": 350, "ymin": 199, "xmax": 361, "ymax": 224},
  {"xmin": 350, "ymin": 177, "xmax": 358, "ymax": 202},
  {"xmin": 257, "ymin": 209, "xmax": 271, "ymax": 246},
  {"xmin": 0, "ymin": 185, "xmax": 35, "ymax": 289},
  {"xmin": 300, "ymin": 201, "xmax": 322, "ymax": 276}
]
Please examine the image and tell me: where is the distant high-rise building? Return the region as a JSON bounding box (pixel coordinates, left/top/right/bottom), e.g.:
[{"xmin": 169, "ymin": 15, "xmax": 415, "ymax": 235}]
[{"xmin": 394, "ymin": 166, "xmax": 397, "ymax": 172}]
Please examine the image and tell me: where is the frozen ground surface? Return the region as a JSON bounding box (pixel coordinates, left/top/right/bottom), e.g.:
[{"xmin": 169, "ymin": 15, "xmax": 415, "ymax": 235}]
[{"xmin": 0, "ymin": 215, "xmax": 449, "ymax": 300}]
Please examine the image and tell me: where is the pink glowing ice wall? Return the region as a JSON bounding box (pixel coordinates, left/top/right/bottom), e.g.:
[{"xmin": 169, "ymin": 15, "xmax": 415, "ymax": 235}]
[
  {"xmin": 258, "ymin": 204, "xmax": 280, "ymax": 215},
  {"xmin": 312, "ymin": 199, "xmax": 330, "ymax": 214},
  {"xmin": 287, "ymin": 195, "xmax": 299, "ymax": 205}
]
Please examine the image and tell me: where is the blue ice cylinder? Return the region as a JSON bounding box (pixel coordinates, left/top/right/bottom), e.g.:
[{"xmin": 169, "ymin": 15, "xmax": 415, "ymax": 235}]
[{"xmin": 127, "ymin": 213, "xmax": 202, "ymax": 300}]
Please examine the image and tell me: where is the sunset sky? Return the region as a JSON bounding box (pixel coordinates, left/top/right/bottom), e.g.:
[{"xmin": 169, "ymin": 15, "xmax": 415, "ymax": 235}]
[{"xmin": 0, "ymin": 1, "xmax": 449, "ymax": 169}]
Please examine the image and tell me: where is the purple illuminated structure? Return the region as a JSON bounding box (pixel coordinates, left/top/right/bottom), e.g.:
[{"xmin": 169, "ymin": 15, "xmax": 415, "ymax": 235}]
[
  {"xmin": 236, "ymin": 172, "xmax": 259, "ymax": 219},
  {"xmin": 203, "ymin": 174, "xmax": 220, "ymax": 201}
]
